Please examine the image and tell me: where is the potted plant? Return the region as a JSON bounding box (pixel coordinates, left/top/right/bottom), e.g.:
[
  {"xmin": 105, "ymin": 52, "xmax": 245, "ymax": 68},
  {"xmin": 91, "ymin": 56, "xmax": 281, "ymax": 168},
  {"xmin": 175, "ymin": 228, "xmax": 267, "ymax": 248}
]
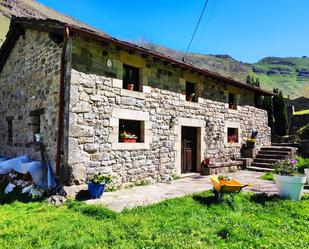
[
  {"xmin": 88, "ymin": 173, "xmax": 112, "ymax": 199},
  {"xmin": 119, "ymin": 131, "xmax": 137, "ymax": 143},
  {"xmin": 187, "ymin": 93, "xmax": 195, "ymax": 102},
  {"xmin": 201, "ymin": 156, "xmax": 211, "ymax": 175},
  {"xmin": 228, "ymin": 135, "xmax": 236, "ymax": 143},
  {"xmin": 127, "ymin": 83, "xmax": 134, "ymax": 91},
  {"xmin": 294, "ymin": 156, "xmax": 309, "ymax": 184},
  {"xmin": 245, "ymin": 137, "xmax": 256, "ymax": 149},
  {"xmin": 274, "ymin": 159, "xmax": 306, "ymax": 201}
]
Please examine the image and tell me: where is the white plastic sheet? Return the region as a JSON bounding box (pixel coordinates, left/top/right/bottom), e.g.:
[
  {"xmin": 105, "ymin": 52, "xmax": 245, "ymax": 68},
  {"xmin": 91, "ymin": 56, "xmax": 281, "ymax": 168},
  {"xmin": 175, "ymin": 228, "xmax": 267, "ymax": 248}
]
[{"xmin": 0, "ymin": 155, "xmax": 56, "ymax": 190}]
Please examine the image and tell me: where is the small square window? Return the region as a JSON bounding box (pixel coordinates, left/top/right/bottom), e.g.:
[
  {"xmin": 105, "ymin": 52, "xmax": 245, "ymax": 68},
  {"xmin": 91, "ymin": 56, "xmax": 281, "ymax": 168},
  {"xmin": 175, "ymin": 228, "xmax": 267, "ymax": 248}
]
[
  {"xmin": 6, "ymin": 117, "xmax": 13, "ymax": 146},
  {"xmin": 123, "ymin": 64, "xmax": 140, "ymax": 91},
  {"xmin": 228, "ymin": 93, "xmax": 237, "ymax": 110},
  {"xmin": 186, "ymin": 81, "xmax": 197, "ymax": 102},
  {"xmin": 119, "ymin": 119, "xmax": 144, "ymax": 143},
  {"xmin": 30, "ymin": 109, "xmax": 44, "ymax": 141},
  {"xmin": 227, "ymin": 128, "xmax": 239, "ymax": 143}
]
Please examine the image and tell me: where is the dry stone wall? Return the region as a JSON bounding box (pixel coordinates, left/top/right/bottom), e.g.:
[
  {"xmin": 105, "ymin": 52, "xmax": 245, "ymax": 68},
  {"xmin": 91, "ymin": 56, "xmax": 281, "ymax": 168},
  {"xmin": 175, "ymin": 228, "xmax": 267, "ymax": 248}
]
[{"xmin": 0, "ymin": 29, "xmax": 61, "ymax": 168}]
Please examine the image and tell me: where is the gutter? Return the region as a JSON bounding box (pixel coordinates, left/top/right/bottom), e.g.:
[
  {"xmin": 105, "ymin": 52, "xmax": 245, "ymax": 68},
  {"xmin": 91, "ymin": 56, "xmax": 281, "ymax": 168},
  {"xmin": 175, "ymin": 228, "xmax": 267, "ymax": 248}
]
[{"xmin": 55, "ymin": 26, "xmax": 70, "ymax": 176}]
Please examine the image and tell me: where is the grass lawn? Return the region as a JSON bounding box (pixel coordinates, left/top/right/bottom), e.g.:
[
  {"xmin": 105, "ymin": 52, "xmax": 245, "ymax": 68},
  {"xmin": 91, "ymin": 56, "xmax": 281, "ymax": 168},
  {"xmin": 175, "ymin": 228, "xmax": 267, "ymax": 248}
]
[
  {"xmin": 260, "ymin": 172, "xmax": 275, "ymax": 181},
  {"xmin": 0, "ymin": 191, "xmax": 308, "ymax": 249}
]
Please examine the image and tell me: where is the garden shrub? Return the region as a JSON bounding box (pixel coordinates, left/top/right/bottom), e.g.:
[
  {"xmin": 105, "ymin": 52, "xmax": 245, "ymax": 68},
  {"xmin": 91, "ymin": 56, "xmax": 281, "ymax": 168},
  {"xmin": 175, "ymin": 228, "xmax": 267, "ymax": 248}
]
[{"xmin": 297, "ymin": 123, "xmax": 309, "ymax": 140}]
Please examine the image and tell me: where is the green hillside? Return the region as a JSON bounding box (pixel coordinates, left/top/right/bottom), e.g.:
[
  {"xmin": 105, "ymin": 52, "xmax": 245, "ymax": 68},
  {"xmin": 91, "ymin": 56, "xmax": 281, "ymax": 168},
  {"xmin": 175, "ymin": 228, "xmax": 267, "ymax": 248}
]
[
  {"xmin": 250, "ymin": 57, "xmax": 309, "ymax": 98},
  {"xmin": 0, "ymin": 0, "xmax": 308, "ymax": 99}
]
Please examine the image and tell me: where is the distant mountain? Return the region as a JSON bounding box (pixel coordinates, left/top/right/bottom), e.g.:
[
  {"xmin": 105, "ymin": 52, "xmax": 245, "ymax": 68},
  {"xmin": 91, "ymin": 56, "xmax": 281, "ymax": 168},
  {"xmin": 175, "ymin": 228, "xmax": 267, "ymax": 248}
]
[
  {"xmin": 142, "ymin": 43, "xmax": 309, "ymax": 99},
  {"xmin": 0, "ymin": 0, "xmax": 308, "ymax": 99}
]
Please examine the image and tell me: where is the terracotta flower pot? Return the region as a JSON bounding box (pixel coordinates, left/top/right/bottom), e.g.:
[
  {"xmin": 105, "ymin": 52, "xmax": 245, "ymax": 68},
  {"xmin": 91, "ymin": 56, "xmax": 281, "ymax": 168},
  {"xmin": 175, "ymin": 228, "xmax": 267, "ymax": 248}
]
[
  {"xmin": 204, "ymin": 158, "xmax": 211, "ymax": 165},
  {"xmin": 127, "ymin": 83, "xmax": 134, "ymax": 91}
]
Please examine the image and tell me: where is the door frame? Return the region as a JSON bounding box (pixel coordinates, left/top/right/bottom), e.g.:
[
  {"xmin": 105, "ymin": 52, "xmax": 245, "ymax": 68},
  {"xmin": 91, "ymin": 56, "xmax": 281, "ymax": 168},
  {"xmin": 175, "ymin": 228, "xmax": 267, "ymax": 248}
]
[
  {"xmin": 174, "ymin": 118, "xmax": 206, "ymax": 175},
  {"xmin": 181, "ymin": 126, "xmax": 198, "ymax": 173}
]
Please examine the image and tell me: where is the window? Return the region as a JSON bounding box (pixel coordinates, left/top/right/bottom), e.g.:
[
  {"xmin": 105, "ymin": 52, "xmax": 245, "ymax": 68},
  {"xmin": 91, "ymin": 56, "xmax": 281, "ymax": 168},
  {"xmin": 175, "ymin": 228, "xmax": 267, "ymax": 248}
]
[
  {"xmin": 186, "ymin": 81, "xmax": 197, "ymax": 102},
  {"xmin": 123, "ymin": 64, "xmax": 140, "ymax": 91},
  {"xmin": 228, "ymin": 93, "xmax": 237, "ymax": 110},
  {"xmin": 6, "ymin": 117, "xmax": 13, "ymax": 145},
  {"xmin": 30, "ymin": 109, "xmax": 44, "ymax": 141},
  {"xmin": 227, "ymin": 128, "xmax": 239, "ymax": 143},
  {"xmin": 119, "ymin": 119, "xmax": 144, "ymax": 143}
]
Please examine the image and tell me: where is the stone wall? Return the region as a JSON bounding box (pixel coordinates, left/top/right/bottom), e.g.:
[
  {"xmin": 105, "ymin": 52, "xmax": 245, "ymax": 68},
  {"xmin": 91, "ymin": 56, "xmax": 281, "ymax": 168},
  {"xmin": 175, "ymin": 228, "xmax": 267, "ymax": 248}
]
[
  {"xmin": 0, "ymin": 29, "xmax": 62, "ymax": 168},
  {"xmin": 66, "ymin": 67, "xmax": 271, "ymax": 186}
]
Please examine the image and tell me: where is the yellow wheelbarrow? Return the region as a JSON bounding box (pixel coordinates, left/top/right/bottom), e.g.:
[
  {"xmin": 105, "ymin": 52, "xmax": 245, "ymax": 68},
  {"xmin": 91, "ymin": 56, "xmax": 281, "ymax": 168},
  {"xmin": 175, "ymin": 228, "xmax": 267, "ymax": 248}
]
[{"xmin": 210, "ymin": 175, "xmax": 252, "ymax": 202}]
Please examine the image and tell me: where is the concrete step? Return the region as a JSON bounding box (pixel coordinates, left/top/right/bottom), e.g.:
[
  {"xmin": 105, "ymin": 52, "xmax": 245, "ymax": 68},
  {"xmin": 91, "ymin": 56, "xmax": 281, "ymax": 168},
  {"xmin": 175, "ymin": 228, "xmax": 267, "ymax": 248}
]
[
  {"xmin": 261, "ymin": 146, "xmax": 294, "ymax": 152},
  {"xmin": 258, "ymin": 150, "xmax": 290, "ymax": 156},
  {"xmin": 256, "ymin": 154, "xmax": 286, "ymax": 160},
  {"xmin": 247, "ymin": 166, "xmax": 274, "ymax": 172},
  {"xmin": 251, "ymin": 162, "xmax": 275, "ymax": 169},
  {"xmin": 253, "ymin": 158, "xmax": 278, "ymax": 164}
]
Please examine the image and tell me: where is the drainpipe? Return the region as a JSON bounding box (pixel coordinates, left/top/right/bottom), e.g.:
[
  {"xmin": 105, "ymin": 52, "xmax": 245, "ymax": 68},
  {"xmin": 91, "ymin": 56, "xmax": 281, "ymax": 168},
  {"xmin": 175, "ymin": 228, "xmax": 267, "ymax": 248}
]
[{"xmin": 55, "ymin": 26, "xmax": 70, "ymax": 176}]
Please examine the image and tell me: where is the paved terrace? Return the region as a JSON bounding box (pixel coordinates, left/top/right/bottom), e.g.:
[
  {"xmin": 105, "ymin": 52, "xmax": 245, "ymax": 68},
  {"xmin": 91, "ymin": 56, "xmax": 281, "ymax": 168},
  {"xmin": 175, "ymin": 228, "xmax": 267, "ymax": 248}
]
[{"xmin": 85, "ymin": 170, "xmax": 309, "ymax": 212}]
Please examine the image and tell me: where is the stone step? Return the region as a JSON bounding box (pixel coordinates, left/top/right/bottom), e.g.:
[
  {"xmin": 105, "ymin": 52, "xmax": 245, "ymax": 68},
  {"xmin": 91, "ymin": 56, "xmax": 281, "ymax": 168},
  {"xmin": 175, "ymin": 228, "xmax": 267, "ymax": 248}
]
[
  {"xmin": 253, "ymin": 158, "xmax": 278, "ymax": 164},
  {"xmin": 261, "ymin": 146, "xmax": 294, "ymax": 152},
  {"xmin": 271, "ymin": 143, "xmax": 298, "ymax": 148},
  {"xmin": 247, "ymin": 166, "xmax": 274, "ymax": 172},
  {"xmin": 251, "ymin": 162, "xmax": 275, "ymax": 169},
  {"xmin": 258, "ymin": 150, "xmax": 290, "ymax": 155},
  {"xmin": 256, "ymin": 154, "xmax": 286, "ymax": 160}
]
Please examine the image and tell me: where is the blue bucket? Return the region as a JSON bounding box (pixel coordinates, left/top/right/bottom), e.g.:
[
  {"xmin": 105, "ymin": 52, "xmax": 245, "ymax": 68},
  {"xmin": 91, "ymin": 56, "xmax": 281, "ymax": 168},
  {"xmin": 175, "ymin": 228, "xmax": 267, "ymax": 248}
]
[{"xmin": 88, "ymin": 182, "xmax": 105, "ymax": 199}]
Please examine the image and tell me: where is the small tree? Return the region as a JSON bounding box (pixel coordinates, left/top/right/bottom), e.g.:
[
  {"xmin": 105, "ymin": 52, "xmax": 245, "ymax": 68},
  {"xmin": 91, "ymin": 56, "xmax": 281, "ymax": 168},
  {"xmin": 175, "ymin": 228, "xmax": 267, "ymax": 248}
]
[
  {"xmin": 261, "ymin": 96, "xmax": 274, "ymax": 132},
  {"xmin": 246, "ymin": 75, "xmax": 251, "ymax": 84},
  {"xmin": 255, "ymin": 78, "xmax": 260, "ymax": 88},
  {"xmin": 273, "ymin": 90, "xmax": 290, "ymax": 136}
]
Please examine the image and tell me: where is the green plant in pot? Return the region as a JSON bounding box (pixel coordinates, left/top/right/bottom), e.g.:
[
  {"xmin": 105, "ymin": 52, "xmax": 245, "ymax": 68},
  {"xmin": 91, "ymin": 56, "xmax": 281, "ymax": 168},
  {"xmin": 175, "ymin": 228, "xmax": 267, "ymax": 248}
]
[
  {"xmin": 245, "ymin": 137, "xmax": 256, "ymax": 149},
  {"xmin": 294, "ymin": 156, "xmax": 309, "ymax": 184},
  {"xmin": 274, "ymin": 159, "xmax": 306, "ymax": 201},
  {"xmin": 119, "ymin": 131, "xmax": 137, "ymax": 143},
  {"xmin": 88, "ymin": 173, "xmax": 112, "ymax": 199}
]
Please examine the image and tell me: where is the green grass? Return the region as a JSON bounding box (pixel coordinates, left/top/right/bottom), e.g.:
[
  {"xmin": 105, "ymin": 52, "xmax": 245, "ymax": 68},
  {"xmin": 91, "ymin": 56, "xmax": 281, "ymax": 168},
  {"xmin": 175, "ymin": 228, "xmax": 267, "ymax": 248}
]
[
  {"xmin": 0, "ymin": 191, "xmax": 309, "ymax": 248},
  {"xmin": 260, "ymin": 172, "xmax": 275, "ymax": 181},
  {"xmin": 294, "ymin": 109, "xmax": 309, "ymax": 115}
]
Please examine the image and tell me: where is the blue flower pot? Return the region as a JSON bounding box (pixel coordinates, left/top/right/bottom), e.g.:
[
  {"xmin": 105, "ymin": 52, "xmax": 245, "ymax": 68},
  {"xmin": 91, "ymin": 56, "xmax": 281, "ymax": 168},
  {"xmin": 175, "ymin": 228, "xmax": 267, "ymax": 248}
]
[{"xmin": 88, "ymin": 182, "xmax": 105, "ymax": 199}]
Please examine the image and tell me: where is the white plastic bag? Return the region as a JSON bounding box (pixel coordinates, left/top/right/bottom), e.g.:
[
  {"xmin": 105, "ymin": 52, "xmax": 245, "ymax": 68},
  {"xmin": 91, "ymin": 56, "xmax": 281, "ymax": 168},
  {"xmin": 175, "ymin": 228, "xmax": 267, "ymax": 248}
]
[{"xmin": 4, "ymin": 183, "xmax": 16, "ymax": 194}]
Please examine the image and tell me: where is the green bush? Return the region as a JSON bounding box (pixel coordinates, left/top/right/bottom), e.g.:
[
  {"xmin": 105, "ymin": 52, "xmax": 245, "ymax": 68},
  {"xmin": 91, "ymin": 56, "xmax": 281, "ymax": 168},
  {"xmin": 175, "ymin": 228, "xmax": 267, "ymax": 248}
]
[
  {"xmin": 297, "ymin": 124, "xmax": 309, "ymax": 140},
  {"xmin": 295, "ymin": 156, "xmax": 309, "ymax": 174}
]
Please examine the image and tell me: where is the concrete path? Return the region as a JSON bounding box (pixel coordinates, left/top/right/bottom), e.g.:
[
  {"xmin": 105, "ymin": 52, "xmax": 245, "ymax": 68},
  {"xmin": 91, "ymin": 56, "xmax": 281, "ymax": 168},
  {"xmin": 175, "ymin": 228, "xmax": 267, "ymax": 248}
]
[{"xmin": 85, "ymin": 170, "xmax": 309, "ymax": 212}]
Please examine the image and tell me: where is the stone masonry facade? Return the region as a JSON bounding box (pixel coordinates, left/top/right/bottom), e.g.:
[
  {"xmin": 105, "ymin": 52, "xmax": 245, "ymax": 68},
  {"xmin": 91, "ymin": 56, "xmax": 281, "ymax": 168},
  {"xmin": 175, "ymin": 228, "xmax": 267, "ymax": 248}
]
[
  {"xmin": 0, "ymin": 29, "xmax": 271, "ymax": 187},
  {"xmin": 64, "ymin": 36, "xmax": 271, "ymax": 186},
  {"xmin": 0, "ymin": 29, "xmax": 61, "ymax": 169}
]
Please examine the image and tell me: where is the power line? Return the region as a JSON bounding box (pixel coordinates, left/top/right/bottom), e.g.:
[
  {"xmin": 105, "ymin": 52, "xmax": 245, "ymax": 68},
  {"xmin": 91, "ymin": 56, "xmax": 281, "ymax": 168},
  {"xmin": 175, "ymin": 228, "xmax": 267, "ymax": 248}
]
[
  {"xmin": 183, "ymin": 0, "xmax": 209, "ymax": 60},
  {"xmin": 194, "ymin": 0, "xmax": 217, "ymax": 51}
]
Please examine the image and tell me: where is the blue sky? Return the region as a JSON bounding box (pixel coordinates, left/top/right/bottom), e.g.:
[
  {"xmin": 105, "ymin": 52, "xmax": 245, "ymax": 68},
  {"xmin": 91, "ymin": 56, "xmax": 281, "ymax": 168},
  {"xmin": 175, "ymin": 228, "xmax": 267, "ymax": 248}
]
[{"xmin": 38, "ymin": 0, "xmax": 309, "ymax": 63}]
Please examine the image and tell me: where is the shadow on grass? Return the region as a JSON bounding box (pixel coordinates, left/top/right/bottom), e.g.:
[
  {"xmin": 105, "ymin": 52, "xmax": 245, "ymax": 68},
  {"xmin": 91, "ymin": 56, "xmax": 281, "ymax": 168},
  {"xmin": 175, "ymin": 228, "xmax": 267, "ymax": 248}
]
[
  {"xmin": 193, "ymin": 194, "xmax": 219, "ymax": 207},
  {"xmin": 66, "ymin": 200, "xmax": 117, "ymax": 220},
  {"xmin": 250, "ymin": 192, "xmax": 281, "ymax": 205}
]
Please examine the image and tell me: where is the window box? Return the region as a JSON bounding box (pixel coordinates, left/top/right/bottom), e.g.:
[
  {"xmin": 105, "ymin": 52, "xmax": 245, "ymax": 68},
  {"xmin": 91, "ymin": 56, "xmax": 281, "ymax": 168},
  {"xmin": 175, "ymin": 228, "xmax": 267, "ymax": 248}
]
[{"xmin": 120, "ymin": 138, "xmax": 137, "ymax": 143}]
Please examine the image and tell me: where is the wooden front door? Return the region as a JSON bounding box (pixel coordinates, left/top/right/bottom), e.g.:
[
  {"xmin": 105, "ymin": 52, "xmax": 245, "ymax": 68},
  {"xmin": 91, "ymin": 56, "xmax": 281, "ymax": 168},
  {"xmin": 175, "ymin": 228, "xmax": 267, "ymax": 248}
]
[{"xmin": 181, "ymin": 127, "xmax": 197, "ymax": 173}]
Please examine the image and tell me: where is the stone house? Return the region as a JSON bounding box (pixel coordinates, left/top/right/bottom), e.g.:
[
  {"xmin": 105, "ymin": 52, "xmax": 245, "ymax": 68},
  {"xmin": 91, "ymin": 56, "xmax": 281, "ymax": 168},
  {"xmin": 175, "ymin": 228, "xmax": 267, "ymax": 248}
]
[{"xmin": 0, "ymin": 17, "xmax": 273, "ymax": 186}]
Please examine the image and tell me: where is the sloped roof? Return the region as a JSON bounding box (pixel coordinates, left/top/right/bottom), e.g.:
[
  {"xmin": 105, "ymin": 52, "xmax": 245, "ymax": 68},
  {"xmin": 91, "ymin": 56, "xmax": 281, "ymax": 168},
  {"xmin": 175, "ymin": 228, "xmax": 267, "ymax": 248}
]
[{"xmin": 0, "ymin": 2, "xmax": 274, "ymax": 95}]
